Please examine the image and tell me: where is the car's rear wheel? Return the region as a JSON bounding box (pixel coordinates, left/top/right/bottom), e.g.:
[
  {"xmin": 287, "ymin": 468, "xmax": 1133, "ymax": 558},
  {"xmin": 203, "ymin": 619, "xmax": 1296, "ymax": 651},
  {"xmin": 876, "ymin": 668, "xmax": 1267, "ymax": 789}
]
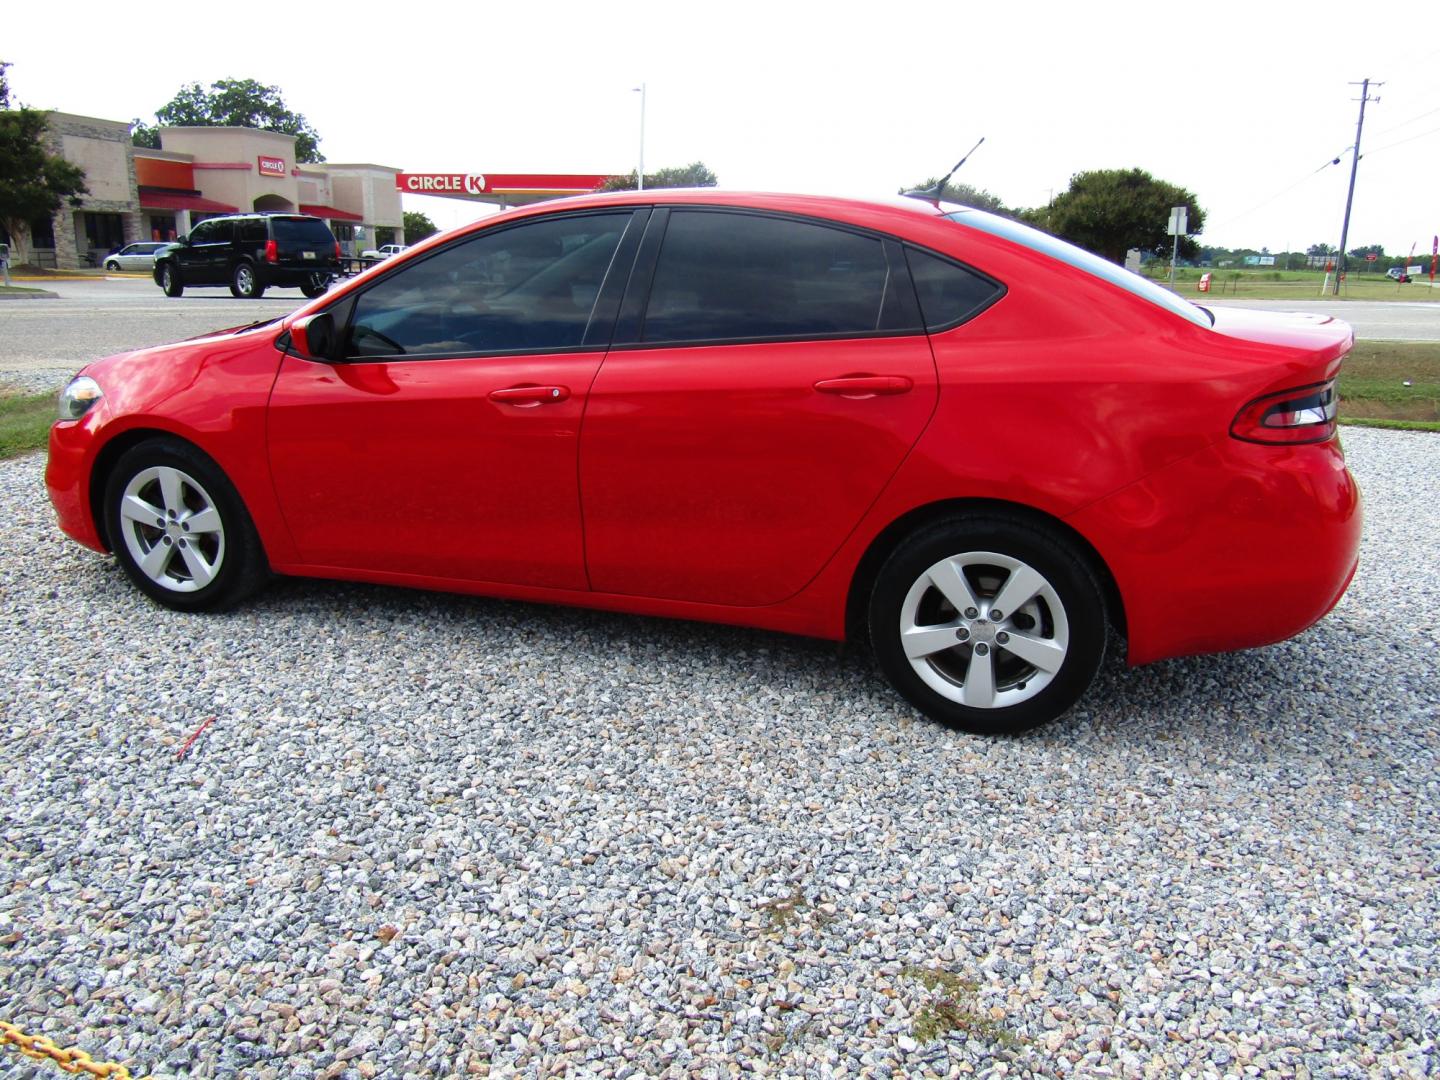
[
  {"xmin": 231, "ymin": 261, "xmax": 265, "ymax": 299},
  {"xmin": 300, "ymin": 273, "xmax": 331, "ymax": 299},
  {"xmin": 868, "ymin": 515, "xmax": 1107, "ymax": 734},
  {"xmin": 160, "ymin": 263, "xmax": 183, "ymax": 297},
  {"xmin": 103, "ymin": 438, "xmax": 268, "ymax": 611}
]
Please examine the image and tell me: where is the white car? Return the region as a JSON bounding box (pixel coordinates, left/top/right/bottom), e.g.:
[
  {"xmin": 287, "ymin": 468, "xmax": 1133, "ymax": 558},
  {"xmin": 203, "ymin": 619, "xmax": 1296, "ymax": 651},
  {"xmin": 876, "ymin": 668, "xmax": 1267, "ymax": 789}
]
[
  {"xmin": 103, "ymin": 242, "xmax": 170, "ymax": 272},
  {"xmin": 360, "ymin": 244, "xmax": 409, "ymax": 260}
]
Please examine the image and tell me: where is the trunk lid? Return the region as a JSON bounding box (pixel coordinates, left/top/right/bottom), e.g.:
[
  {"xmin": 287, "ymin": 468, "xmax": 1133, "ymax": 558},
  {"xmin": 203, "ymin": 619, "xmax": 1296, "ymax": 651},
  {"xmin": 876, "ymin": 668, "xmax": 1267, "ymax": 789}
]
[{"xmin": 272, "ymin": 216, "xmax": 338, "ymax": 269}]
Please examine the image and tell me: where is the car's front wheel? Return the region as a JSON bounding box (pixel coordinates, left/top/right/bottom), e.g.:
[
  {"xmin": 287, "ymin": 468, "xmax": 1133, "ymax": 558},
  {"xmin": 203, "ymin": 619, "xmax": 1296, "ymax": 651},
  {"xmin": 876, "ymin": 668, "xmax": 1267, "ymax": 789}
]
[
  {"xmin": 103, "ymin": 438, "xmax": 268, "ymax": 611},
  {"xmin": 160, "ymin": 263, "xmax": 183, "ymax": 297},
  {"xmin": 230, "ymin": 261, "xmax": 265, "ymax": 299},
  {"xmin": 868, "ymin": 514, "xmax": 1107, "ymax": 734},
  {"xmin": 105, "ymin": 259, "xmax": 121, "ymax": 272}
]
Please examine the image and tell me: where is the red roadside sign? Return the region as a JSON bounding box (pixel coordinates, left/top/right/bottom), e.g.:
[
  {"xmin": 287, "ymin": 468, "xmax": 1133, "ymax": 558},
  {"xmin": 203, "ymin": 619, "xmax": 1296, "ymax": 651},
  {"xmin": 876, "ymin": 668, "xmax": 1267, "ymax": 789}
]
[{"xmin": 1365, "ymin": 253, "xmax": 1377, "ymax": 262}]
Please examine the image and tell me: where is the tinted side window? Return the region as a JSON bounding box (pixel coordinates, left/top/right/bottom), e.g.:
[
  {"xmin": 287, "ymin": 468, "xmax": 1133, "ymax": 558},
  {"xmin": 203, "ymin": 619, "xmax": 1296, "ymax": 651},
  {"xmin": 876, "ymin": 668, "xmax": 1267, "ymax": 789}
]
[
  {"xmin": 345, "ymin": 212, "xmax": 630, "ymax": 359},
  {"xmin": 904, "ymin": 247, "xmax": 1005, "ymax": 331},
  {"xmin": 208, "ymin": 220, "xmax": 234, "ymax": 244},
  {"xmin": 641, "ymin": 211, "xmax": 893, "ymax": 344},
  {"xmin": 188, "ymin": 221, "xmax": 216, "ymax": 244},
  {"xmin": 242, "ymin": 220, "xmax": 267, "ymax": 244}
]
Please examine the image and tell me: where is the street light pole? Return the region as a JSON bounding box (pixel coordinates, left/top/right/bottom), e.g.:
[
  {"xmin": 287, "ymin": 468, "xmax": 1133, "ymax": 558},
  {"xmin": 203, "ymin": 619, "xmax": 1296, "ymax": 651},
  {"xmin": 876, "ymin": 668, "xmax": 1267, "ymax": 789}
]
[{"xmin": 633, "ymin": 83, "xmax": 647, "ymax": 191}]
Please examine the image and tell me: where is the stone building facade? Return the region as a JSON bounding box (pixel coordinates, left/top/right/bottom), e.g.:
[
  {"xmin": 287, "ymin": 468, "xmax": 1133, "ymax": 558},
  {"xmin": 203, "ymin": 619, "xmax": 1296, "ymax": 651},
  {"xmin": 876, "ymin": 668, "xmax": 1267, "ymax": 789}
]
[{"xmin": 38, "ymin": 113, "xmax": 143, "ymax": 268}]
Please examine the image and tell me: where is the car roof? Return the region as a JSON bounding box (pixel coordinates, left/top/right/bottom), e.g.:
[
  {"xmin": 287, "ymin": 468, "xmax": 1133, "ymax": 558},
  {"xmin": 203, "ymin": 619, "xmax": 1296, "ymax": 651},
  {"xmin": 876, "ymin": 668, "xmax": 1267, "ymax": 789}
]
[{"xmin": 471, "ymin": 189, "xmax": 952, "ymax": 230}]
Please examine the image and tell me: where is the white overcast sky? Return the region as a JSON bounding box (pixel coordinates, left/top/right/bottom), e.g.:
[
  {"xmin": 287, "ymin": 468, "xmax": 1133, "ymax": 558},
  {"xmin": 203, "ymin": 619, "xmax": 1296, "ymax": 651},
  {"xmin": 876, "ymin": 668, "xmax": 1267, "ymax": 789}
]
[{"xmin": 8, "ymin": 1, "xmax": 1440, "ymax": 255}]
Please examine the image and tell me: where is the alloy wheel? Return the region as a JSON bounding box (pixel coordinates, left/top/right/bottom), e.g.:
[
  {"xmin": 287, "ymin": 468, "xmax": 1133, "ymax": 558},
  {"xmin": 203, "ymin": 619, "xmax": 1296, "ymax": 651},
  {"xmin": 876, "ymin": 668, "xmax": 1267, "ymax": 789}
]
[
  {"xmin": 898, "ymin": 550, "xmax": 1070, "ymax": 709},
  {"xmin": 117, "ymin": 465, "xmax": 226, "ymax": 592}
]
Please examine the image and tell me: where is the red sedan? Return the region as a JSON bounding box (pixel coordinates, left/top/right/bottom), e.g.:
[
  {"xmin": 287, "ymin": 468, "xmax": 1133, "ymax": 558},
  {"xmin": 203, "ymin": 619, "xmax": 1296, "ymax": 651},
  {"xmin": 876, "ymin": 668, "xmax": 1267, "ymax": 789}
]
[{"xmin": 46, "ymin": 192, "xmax": 1361, "ymax": 733}]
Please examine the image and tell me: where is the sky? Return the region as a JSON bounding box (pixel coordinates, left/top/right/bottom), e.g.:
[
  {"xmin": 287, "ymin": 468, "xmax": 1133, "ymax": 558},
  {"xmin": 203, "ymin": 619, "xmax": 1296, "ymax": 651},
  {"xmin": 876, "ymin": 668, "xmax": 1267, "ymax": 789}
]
[{"xmin": 8, "ymin": 1, "xmax": 1440, "ymax": 256}]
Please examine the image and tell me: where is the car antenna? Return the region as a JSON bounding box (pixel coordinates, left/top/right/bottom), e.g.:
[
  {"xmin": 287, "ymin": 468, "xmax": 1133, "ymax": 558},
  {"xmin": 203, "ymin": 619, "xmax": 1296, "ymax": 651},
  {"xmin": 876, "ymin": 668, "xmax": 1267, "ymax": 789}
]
[{"xmin": 903, "ymin": 137, "xmax": 986, "ymax": 204}]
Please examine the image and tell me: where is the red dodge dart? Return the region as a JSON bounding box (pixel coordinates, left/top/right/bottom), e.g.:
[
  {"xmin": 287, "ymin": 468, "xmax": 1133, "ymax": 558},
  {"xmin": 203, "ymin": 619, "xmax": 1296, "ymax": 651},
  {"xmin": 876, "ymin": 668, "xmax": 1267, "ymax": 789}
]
[{"xmin": 46, "ymin": 191, "xmax": 1361, "ymax": 733}]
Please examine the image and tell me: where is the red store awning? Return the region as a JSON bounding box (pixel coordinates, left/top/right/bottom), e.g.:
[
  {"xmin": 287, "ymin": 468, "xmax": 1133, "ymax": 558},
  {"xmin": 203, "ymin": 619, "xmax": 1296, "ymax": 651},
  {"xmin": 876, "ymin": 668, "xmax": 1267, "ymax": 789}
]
[
  {"xmin": 300, "ymin": 203, "xmax": 364, "ymax": 223},
  {"xmin": 139, "ymin": 192, "xmax": 238, "ymax": 213}
]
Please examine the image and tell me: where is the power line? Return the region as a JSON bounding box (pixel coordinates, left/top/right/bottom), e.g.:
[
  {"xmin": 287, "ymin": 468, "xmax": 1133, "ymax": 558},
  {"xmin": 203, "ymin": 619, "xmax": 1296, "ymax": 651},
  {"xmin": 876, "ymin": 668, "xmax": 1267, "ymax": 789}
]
[
  {"xmin": 1364, "ymin": 123, "xmax": 1440, "ymax": 156},
  {"xmin": 1207, "ymin": 153, "xmax": 1346, "ymax": 233},
  {"xmin": 1369, "ymin": 103, "xmax": 1440, "ymax": 139}
]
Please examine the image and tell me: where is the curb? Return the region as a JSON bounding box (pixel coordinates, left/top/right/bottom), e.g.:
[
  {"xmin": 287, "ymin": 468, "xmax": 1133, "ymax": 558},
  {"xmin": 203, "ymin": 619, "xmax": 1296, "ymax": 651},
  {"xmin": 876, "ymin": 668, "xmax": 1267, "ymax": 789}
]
[{"xmin": 0, "ymin": 290, "xmax": 59, "ymax": 299}]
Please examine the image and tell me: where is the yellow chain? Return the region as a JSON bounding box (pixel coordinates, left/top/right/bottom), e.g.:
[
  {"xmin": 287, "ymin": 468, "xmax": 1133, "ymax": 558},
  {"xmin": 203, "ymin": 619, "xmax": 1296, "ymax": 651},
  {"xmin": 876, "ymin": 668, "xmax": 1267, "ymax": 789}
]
[{"xmin": 0, "ymin": 1019, "xmax": 150, "ymax": 1079}]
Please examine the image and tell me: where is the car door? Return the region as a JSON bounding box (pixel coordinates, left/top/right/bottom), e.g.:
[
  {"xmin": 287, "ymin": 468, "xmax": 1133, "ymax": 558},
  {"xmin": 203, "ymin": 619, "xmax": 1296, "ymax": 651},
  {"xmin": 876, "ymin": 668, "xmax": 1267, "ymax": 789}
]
[
  {"xmin": 267, "ymin": 209, "xmax": 643, "ymax": 589},
  {"xmin": 177, "ymin": 220, "xmax": 213, "ymax": 282},
  {"xmin": 186, "ymin": 219, "xmax": 232, "ymax": 284},
  {"xmin": 579, "ymin": 208, "xmax": 939, "ymax": 607}
]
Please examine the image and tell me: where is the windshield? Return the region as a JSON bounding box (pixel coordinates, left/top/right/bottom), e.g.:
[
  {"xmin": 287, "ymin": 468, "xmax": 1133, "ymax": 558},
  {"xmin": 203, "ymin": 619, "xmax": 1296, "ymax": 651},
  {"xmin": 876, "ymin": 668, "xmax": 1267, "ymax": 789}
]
[{"xmin": 941, "ymin": 206, "xmax": 1213, "ymax": 328}]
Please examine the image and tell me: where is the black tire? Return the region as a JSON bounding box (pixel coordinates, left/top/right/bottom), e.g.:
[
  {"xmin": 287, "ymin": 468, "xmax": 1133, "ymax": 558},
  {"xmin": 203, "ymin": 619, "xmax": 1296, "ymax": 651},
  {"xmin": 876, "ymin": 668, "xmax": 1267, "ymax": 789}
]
[
  {"xmin": 160, "ymin": 263, "xmax": 184, "ymax": 297},
  {"xmin": 230, "ymin": 261, "xmax": 265, "ymax": 299},
  {"xmin": 300, "ymin": 273, "xmax": 331, "ymax": 299},
  {"xmin": 105, "ymin": 260, "xmax": 121, "ymax": 272},
  {"xmin": 868, "ymin": 514, "xmax": 1107, "ymax": 734},
  {"xmin": 103, "ymin": 437, "xmax": 269, "ymax": 612}
]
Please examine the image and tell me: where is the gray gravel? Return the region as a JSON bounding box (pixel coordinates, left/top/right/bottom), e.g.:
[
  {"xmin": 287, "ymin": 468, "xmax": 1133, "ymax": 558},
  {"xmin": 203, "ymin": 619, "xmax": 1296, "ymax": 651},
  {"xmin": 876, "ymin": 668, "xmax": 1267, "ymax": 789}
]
[{"xmin": 1, "ymin": 428, "xmax": 1437, "ymax": 1078}]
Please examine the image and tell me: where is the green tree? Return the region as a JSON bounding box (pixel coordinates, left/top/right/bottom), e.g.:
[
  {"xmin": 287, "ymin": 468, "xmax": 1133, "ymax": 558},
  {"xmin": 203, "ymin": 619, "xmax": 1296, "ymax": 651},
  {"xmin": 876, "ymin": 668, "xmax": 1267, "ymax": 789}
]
[
  {"xmin": 0, "ymin": 62, "xmax": 89, "ymax": 264},
  {"xmin": 1307, "ymin": 242, "xmax": 1336, "ymax": 256},
  {"xmin": 403, "ymin": 210, "xmax": 438, "ymax": 245},
  {"xmin": 1036, "ymin": 168, "xmax": 1205, "ymax": 264},
  {"xmin": 900, "ymin": 179, "xmax": 1012, "ymax": 216},
  {"xmin": 600, "ymin": 161, "xmax": 718, "ymax": 192},
  {"xmin": 134, "ymin": 78, "xmax": 325, "ymax": 162}
]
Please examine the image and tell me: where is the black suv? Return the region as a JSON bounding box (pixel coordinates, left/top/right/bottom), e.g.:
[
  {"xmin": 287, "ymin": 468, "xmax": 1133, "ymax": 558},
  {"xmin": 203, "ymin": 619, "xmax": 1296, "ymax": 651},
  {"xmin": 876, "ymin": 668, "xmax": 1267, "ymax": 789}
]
[{"xmin": 154, "ymin": 214, "xmax": 341, "ymax": 299}]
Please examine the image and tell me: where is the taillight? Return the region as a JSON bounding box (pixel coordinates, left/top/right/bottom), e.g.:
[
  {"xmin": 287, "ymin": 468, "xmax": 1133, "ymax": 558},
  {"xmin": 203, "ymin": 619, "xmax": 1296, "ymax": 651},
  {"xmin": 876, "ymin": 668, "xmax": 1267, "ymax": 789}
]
[
  {"xmin": 334, "ymin": 240, "xmax": 341, "ymax": 260},
  {"xmin": 1230, "ymin": 380, "xmax": 1338, "ymax": 445},
  {"xmin": 264, "ymin": 239, "xmax": 278, "ymax": 263}
]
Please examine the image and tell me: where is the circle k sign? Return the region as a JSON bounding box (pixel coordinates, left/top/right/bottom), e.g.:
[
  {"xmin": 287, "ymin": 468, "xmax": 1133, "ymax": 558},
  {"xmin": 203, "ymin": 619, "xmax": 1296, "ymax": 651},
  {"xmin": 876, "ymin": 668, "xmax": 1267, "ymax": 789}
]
[{"xmin": 396, "ymin": 173, "xmax": 488, "ymax": 195}]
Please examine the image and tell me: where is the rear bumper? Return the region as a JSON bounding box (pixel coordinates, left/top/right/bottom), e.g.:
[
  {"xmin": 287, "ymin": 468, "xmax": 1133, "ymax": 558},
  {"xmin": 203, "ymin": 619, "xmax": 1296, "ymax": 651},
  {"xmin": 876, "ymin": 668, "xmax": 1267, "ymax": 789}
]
[{"xmin": 1069, "ymin": 435, "xmax": 1362, "ymax": 666}]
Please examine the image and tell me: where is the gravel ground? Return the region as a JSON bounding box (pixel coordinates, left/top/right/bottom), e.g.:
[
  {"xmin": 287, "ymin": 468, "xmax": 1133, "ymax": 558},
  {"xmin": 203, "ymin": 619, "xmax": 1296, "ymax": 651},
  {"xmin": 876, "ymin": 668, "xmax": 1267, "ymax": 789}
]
[{"xmin": 1, "ymin": 429, "xmax": 1437, "ymax": 1079}]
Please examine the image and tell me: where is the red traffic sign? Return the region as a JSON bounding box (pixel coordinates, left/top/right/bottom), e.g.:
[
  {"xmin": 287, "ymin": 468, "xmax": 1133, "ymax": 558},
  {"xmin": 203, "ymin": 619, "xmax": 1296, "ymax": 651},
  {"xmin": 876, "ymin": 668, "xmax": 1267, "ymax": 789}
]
[{"xmin": 1365, "ymin": 253, "xmax": 1378, "ymax": 262}]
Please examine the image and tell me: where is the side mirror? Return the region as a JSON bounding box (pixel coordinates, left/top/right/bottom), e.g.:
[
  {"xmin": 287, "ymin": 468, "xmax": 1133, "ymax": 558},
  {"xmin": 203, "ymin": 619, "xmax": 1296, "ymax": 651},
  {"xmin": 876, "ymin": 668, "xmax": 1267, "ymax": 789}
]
[{"xmin": 290, "ymin": 313, "xmax": 336, "ymax": 361}]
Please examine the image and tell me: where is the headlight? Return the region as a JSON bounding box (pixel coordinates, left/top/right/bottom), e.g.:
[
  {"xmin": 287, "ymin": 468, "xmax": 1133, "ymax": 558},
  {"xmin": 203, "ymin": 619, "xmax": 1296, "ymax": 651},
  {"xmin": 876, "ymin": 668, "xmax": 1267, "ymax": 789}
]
[{"xmin": 58, "ymin": 376, "xmax": 103, "ymax": 421}]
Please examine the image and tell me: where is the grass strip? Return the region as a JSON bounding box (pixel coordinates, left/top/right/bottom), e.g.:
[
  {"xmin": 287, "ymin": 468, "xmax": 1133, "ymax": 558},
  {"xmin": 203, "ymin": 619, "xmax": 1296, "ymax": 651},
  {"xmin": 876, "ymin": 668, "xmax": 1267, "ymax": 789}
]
[{"xmin": 0, "ymin": 392, "xmax": 56, "ymax": 459}]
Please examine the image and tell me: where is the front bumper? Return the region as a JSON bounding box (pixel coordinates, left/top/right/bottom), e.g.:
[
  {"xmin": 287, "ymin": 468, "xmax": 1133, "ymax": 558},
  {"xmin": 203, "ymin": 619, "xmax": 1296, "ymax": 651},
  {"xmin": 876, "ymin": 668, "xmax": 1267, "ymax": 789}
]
[{"xmin": 45, "ymin": 418, "xmax": 107, "ymax": 552}]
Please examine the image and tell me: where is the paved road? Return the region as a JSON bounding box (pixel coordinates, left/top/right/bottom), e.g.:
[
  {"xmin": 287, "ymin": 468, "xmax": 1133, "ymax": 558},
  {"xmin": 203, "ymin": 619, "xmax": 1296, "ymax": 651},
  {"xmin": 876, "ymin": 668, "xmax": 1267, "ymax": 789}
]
[
  {"xmin": 1200, "ymin": 298, "xmax": 1440, "ymax": 341},
  {"xmin": 3, "ymin": 279, "xmax": 1438, "ymax": 394},
  {"xmin": 0, "ymin": 278, "xmax": 305, "ymax": 390}
]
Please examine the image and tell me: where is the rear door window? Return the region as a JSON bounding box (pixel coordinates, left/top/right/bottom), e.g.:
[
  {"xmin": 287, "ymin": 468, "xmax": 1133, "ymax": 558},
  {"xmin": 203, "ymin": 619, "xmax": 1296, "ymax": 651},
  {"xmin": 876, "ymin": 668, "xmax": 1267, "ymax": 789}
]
[
  {"xmin": 639, "ymin": 210, "xmax": 912, "ymax": 344},
  {"xmin": 344, "ymin": 211, "xmax": 631, "ymax": 359}
]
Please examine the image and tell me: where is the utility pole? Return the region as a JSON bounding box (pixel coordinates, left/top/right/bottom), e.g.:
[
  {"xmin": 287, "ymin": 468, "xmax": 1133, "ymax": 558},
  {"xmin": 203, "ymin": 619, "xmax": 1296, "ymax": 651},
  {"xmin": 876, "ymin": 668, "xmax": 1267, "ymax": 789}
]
[{"xmin": 1333, "ymin": 78, "xmax": 1380, "ymax": 295}]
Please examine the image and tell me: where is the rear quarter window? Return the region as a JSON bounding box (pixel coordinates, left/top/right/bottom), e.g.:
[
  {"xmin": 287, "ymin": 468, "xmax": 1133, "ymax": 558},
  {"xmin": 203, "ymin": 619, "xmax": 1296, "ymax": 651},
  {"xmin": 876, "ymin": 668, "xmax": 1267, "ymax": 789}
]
[{"xmin": 903, "ymin": 247, "xmax": 1005, "ymax": 331}]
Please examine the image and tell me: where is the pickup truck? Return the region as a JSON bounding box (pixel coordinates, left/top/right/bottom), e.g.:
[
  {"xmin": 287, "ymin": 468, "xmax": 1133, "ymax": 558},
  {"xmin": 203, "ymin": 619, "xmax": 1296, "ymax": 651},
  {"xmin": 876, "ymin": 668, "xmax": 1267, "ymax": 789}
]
[{"xmin": 360, "ymin": 244, "xmax": 409, "ymax": 260}]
